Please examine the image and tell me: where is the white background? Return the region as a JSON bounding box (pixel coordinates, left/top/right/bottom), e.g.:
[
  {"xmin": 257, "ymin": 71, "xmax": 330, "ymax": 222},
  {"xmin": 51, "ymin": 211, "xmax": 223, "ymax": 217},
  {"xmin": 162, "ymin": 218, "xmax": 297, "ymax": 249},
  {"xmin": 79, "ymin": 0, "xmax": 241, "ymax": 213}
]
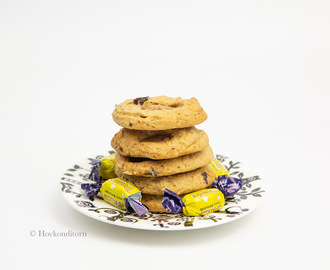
[{"xmin": 1, "ymin": 0, "xmax": 330, "ymax": 269}]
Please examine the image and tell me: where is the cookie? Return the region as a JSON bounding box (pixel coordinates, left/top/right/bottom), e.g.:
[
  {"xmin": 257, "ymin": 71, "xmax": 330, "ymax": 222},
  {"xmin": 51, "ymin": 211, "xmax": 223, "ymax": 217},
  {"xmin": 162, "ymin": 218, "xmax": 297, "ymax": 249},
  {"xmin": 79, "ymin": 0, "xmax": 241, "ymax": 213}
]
[
  {"xmin": 111, "ymin": 127, "xmax": 209, "ymax": 160},
  {"xmin": 114, "ymin": 145, "xmax": 214, "ymax": 177},
  {"xmin": 112, "ymin": 96, "xmax": 208, "ymax": 130},
  {"xmin": 141, "ymin": 194, "xmax": 170, "ymax": 213},
  {"xmin": 115, "ymin": 164, "xmax": 216, "ymax": 195}
]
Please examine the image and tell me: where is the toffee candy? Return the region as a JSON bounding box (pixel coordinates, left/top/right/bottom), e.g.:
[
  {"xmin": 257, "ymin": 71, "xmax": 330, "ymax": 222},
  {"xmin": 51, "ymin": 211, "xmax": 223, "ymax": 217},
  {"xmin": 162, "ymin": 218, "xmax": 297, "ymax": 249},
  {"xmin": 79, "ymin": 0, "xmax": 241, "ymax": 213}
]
[
  {"xmin": 162, "ymin": 175, "xmax": 242, "ymax": 216},
  {"xmin": 81, "ymin": 178, "xmax": 149, "ymax": 216},
  {"xmin": 100, "ymin": 154, "xmax": 117, "ymax": 180},
  {"xmin": 100, "ymin": 178, "xmax": 149, "ymax": 216},
  {"xmin": 88, "ymin": 155, "xmax": 117, "ymax": 182},
  {"xmin": 162, "ymin": 188, "xmax": 225, "ymax": 217},
  {"xmin": 211, "ymin": 175, "xmax": 243, "ymax": 198}
]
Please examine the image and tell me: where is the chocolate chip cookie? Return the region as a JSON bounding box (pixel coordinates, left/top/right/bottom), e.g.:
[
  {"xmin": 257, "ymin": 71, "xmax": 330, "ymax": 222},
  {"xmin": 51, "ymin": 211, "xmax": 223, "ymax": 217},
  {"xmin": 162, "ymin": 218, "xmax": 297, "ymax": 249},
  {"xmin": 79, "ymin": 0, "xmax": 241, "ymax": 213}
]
[
  {"xmin": 111, "ymin": 127, "xmax": 209, "ymax": 160},
  {"xmin": 114, "ymin": 145, "xmax": 214, "ymax": 177},
  {"xmin": 115, "ymin": 164, "xmax": 215, "ymax": 195},
  {"xmin": 112, "ymin": 96, "xmax": 208, "ymax": 130}
]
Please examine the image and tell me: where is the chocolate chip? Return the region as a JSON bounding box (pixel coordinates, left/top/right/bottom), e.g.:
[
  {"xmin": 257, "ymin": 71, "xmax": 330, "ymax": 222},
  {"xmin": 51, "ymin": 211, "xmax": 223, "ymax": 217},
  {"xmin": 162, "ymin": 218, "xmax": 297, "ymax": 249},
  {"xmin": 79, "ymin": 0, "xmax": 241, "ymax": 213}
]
[
  {"xmin": 129, "ymin": 123, "xmax": 132, "ymax": 127},
  {"xmin": 201, "ymin": 172, "xmax": 208, "ymax": 185},
  {"xmin": 133, "ymin": 96, "xmax": 149, "ymax": 105},
  {"xmin": 151, "ymin": 168, "xmax": 158, "ymax": 176},
  {"xmin": 119, "ymin": 147, "xmax": 123, "ymax": 152}
]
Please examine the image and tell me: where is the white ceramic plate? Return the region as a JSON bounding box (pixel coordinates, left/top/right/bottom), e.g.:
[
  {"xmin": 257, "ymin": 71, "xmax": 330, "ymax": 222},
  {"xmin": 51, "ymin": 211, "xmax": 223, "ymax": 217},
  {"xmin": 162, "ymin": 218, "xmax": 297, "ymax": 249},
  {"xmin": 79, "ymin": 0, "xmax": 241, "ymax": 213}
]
[{"xmin": 60, "ymin": 152, "xmax": 265, "ymax": 231}]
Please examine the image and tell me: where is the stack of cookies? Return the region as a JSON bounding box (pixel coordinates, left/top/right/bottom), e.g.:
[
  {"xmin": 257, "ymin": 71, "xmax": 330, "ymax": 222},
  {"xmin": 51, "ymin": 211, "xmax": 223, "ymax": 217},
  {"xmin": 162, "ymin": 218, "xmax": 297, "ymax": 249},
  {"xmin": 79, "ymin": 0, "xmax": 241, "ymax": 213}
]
[{"xmin": 111, "ymin": 96, "xmax": 216, "ymax": 212}]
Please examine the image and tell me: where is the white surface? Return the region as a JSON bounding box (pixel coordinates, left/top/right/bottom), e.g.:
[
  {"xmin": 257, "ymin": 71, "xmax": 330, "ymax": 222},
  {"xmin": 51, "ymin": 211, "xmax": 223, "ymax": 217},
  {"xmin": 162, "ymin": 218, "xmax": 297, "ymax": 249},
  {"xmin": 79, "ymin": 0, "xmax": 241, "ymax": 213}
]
[{"xmin": 1, "ymin": 0, "xmax": 329, "ymax": 269}]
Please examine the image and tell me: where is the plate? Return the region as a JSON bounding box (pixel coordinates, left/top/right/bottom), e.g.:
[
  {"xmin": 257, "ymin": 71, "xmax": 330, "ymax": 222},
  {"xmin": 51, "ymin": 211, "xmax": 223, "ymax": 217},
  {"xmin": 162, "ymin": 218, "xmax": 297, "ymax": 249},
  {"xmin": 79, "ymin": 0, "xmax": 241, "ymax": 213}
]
[{"xmin": 60, "ymin": 152, "xmax": 265, "ymax": 231}]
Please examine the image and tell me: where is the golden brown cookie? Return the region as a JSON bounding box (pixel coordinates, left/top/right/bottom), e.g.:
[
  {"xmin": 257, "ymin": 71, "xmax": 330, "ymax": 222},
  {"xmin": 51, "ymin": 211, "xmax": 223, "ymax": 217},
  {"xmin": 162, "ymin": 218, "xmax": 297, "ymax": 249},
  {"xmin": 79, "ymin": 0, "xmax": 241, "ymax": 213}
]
[
  {"xmin": 112, "ymin": 96, "xmax": 207, "ymax": 130},
  {"xmin": 141, "ymin": 194, "xmax": 170, "ymax": 213},
  {"xmin": 115, "ymin": 164, "xmax": 216, "ymax": 195},
  {"xmin": 114, "ymin": 145, "xmax": 214, "ymax": 177},
  {"xmin": 111, "ymin": 127, "xmax": 209, "ymax": 160}
]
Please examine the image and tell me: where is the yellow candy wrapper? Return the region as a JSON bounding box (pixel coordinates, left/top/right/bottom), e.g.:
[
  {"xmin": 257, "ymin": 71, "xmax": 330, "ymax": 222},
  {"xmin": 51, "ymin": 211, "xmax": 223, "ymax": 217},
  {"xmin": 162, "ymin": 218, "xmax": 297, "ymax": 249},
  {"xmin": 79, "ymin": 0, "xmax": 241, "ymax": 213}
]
[
  {"xmin": 183, "ymin": 189, "xmax": 225, "ymax": 216},
  {"xmin": 162, "ymin": 188, "xmax": 225, "ymax": 217},
  {"xmin": 100, "ymin": 178, "xmax": 140, "ymax": 210},
  {"xmin": 209, "ymin": 158, "xmax": 229, "ymax": 178},
  {"xmin": 81, "ymin": 177, "xmax": 149, "ymax": 216},
  {"xmin": 100, "ymin": 154, "xmax": 117, "ymax": 180}
]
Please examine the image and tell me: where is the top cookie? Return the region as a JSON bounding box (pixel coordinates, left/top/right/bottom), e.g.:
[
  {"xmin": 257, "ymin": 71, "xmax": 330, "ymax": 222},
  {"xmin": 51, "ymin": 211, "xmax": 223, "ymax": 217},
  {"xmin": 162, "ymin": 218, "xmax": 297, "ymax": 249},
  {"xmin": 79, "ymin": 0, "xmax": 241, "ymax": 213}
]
[{"xmin": 112, "ymin": 96, "xmax": 207, "ymax": 130}]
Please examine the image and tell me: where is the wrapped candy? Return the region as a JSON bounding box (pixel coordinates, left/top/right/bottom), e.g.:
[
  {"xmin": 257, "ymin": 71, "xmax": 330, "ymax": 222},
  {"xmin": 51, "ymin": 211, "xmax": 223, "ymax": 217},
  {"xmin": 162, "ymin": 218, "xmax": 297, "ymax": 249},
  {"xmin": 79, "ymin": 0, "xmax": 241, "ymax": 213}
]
[
  {"xmin": 88, "ymin": 154, "xmax": 117, "ymax": 182},
  {"xmin": 100, "ymin": 178, "xmax": 149, "ymax": 216},
  {"xmin": 162, "ymin": 188, "xmax": 225, "ymax": 216},
  {"xmin": 162, "ymin": 175, "xmax": 242, "ymax": 216},
  {"xmin": 211, "ymin": 175, "xmax": 242, "ymax": 198},
  {"xmin": 81, "ymin": 178, "xmax": 149, "ymax": 217},
  {"xmin": 100, "ymin": 154, "xmax": 117, "ymax": 180}
]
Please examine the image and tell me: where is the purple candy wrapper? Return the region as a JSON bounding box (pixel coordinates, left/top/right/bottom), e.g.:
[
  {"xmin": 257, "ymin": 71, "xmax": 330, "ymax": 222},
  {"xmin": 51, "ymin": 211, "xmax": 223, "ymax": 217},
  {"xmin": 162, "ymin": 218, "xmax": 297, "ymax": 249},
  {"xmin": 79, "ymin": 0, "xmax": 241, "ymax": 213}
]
[
  {"xmin": 211, "ymin": 175, "xmax": 242, "ymax": 198},
  {"xmin": 124, "ymin": 191, "xmax": 149, "ymax": 217},
  {"xmin": 89, "ymin": 158, "xmax": 101, "ymax": 182},
  {"xmin": 81, "ymin": 183, "xmax": 102, "ymax": 197},
  {"xmin": 81, "ymin": 182, "xmax": 149, "ymax": 217},
  {"xmin": 162, "ymin": 188, "xmax": 185, "ymax": 214}
]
